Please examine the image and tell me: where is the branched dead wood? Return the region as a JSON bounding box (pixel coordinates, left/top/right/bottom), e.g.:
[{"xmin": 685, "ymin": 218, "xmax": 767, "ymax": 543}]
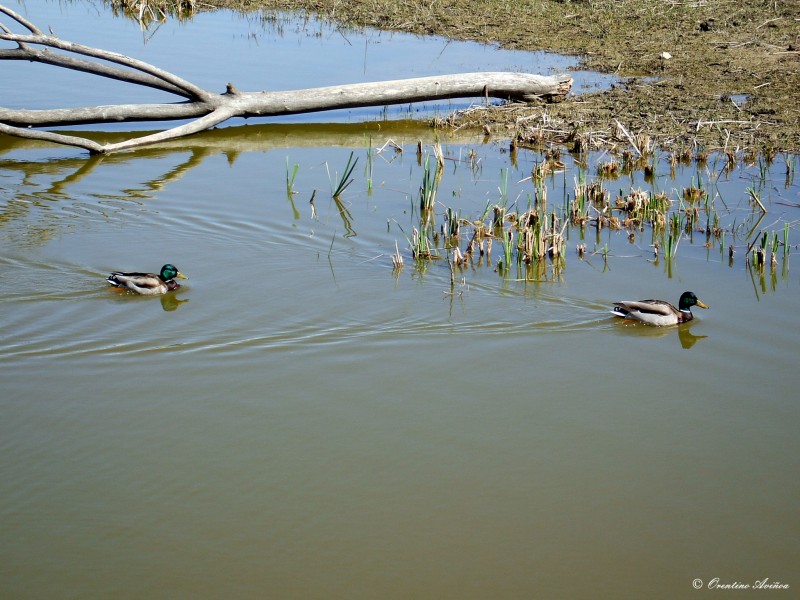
[{"xmin": 0, "ymin": 4, "xmax": 573, "ymax": 155}]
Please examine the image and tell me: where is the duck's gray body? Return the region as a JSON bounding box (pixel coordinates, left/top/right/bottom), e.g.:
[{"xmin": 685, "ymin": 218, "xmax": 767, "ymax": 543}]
[{"xmin": 106, "ymin": 264, "xmax": 187, "ymax": 295}]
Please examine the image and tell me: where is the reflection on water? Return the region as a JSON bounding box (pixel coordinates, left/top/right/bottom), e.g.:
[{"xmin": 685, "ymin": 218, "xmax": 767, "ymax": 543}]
[
  {"xmin": 612, "ymin": 319, "xmax": 709, "ymax": 349},
  {"xmin": 106, "ymin": 285, "xmax": 190, "ymax": 311},
  {"xmin": 2, "ymin": 3, "xmax": 800, "ymax": 600}
]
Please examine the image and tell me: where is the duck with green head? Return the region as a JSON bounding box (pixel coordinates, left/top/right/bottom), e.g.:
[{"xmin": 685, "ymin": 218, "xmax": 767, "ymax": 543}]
[
  {"xmin": 106, "ymin": 264, "xmax": 188, "ymax": 295},
  {"xmin": 611, "ymin": 291, "xmax": 708, "ymax": 326}
]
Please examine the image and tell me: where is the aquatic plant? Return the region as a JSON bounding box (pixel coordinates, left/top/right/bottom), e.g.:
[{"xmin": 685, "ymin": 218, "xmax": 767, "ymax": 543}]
[
  {"xmin": 498, "ymin": 167, "xmax": 509, "ymax": 202},
  {"xmin": 444, "ymin": 206, "xmax": 461, "ymax": 240},
  {"xmin": 682, "ymin": 175, "xmax": 707, "ymax": 203},
  {"xmin": 451, "ymin": 246, "xmax": 468, "ymax": 268},
  {"xmin": 782, "ymin": 155, "xmax": 796, "ymax": 188},
  {"xmin": 411, "ymin": 226, "xmax": 438, "ymax": 260},
  {"xmin": 382, "ymin": 142, "xmax": 796, "ymax": 288},
  {"xmin": 610, "ymin": 187, "xmax": 672, "ymax": 237},
  {"xmin": 532, "ymin": 159, "xmax": 550, "ymax": 182},
  {"xmin": 746, "ymin": 186, "xmax": 767, "ymax": 213},
  {"xmin": 286, "ymin": 157, "xmax": 299, "ymax": 198},
  {"xmin": 783, "ymin": 223, "xmax": 790, "ymax": 258},
  {"xmin": 327, "ymin": 151, "xmax": 358, "ymax": 199},
  {"xmin": 490, "ymin": 204, "xmax": 506, "ymax": 230},
  {"xmin": 309, "ymin": 190, "xmax": 317, "ymax": 220},
  {"xmin": 751, "ymin": 230, "xmax": 769, "ymax": 269},
  {"xmin": 391, "ymin": 240, "xmax": 404, "ymax": 269},
  {"xmin": 499, "ymin": 229, "xmax": 513, "ymax": 273},
  {"xmin": 597, "ymin": 160, "xmax": 619, "ymax": 178},
  {"xmin": 433, "ymin": 143, "xmax": 445, "ymax": 170},
  {"xmin": 419, "ymin": 155, "xmax": 440, "ymax": 213},
  {"xmin": 665, "ymin": 212, "xmax": 682, "ymax": 260},
  {"xmin": 771, "ymin": 230, "xmax": 779, "ymax": 261},
  {"xmin": 392, "ymin": 220, "xmax": 437, "ymax": 263},
  {"xmin": 725, "ymin": 150, "xmax": 738, "ymax": 172},
  {"xmin": 636, "ymin": 133, "xmax": 654, "ymax": 158},
  {"xmin": 365, "ymin": 139, "xmax": 374, "ymax": 194},
  {"xmin": 570, "ymin": 189, "xmax": 588, "ymax": 227}
]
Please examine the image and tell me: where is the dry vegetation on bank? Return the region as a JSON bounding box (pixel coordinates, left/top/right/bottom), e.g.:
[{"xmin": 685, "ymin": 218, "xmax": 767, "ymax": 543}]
[{"xmin": 126, "ymin": 0, "xmax": 799, "ymax": 154}]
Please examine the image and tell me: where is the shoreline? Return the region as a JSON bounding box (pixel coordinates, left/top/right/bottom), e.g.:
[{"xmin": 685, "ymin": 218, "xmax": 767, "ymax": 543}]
[{"xmin": 206, "ymin": 0, "xmax": 799, "ymax": 154}]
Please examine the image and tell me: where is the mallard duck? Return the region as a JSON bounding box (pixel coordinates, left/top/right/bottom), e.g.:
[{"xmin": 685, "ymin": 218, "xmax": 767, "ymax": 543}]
[
  {"xmin": 611, "ymin": 291, "xmax": 708, "ymax": 326},
  {"xmin": 106, "ymin": 264, "xmax": 187, "ymax": 295}
]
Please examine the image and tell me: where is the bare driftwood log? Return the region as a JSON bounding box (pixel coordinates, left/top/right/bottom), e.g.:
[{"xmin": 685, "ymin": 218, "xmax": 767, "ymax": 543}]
[{"xmin": 0, "ymin": 4, "xmax": 573, "ymax": 155}]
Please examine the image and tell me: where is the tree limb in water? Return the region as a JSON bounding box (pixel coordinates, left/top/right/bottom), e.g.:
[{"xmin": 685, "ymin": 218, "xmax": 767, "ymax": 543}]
[{"xmin": 0, "ymin": 4, "xmax": 573, "ymax": 155}]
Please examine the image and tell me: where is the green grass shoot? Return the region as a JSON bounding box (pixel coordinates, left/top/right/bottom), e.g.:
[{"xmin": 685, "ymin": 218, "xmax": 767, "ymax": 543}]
[
  {"xmin": 327, "ymin": 151, "xmax": 359, "ymax": 199},
  {"xmin": 286, "ymin": 157, "xmax": 299, "ymax": 197},
  {"xmin": 419, "ymin": 155, "xmax": 438, "ymax": 212}
]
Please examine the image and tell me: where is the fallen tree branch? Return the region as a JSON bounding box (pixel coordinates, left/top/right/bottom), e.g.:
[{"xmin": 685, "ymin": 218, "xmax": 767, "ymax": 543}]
[{"xmin": 0, "ymin": 4, "xmax": 573, "ymax": 154}]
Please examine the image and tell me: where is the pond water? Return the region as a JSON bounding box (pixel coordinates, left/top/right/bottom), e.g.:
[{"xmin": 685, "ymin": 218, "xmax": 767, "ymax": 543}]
[{"xmin": 2, "ymin": 3, "xmax": 799, "ymax": 599}]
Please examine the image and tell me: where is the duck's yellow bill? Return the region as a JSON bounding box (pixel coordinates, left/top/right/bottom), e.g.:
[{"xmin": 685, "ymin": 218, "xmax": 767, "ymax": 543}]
[
  {"xmin": 696, "ymin": 300, "xmax": 709, "ymax": 309},
  {"xmin": 176, "ymin": 272, "xmax": 188, "ymax": 279}
]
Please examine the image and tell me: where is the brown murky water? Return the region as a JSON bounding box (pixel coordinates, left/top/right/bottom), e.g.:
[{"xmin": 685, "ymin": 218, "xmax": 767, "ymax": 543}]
[{"xmin": 1, "ymin": 3, "xmax": 798, "ymax": 599}]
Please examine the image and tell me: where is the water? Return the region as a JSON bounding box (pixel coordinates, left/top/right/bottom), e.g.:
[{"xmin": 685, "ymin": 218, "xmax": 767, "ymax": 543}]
[{"xmin": 2, "ymin": 3, "xmax": 799, "ymax": 599}]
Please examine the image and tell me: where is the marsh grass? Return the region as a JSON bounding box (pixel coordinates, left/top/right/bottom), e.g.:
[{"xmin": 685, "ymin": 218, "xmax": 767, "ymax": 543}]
[
  {"xmin": 471, "ymin": 183, "xmax": 570, "ymax": 280},
  {"xmin": 752, "ymin": 231, "xmax": 769, "ymax": 269},
  {"xmin": 380, "ymin": 138, "xmax": 792, "ymax": 285},
  {"xmin": 665, "ymin": 213, "xmax": 683, "ymax": 260},
  {"xmin": 612, "ymin": 188, "xmax": 672, "ymax": 233},
  {"xmin": 327, "ymin": 151, "xmax": 358, "ymax": 199},
  {"xmin": 365, "ymin": 139, "xmax": 374, "ymax": 194},
  {"xmin": 498, "ymin": 167, "xmax": 509, "ymax": 202},
  {"xmin": 783, "ymin": 223, "xmax": 791, "ymax": 259},
  {"xmin": 391, "ymin": 240, "xmax": 403, "ymax": 269},
  {"xmin": 419, "ymin": 154, "xmax": 440, "ymax": 214},
  {"xmin": 785, "ymin": 154, "xmax": 797, "ymax": 185},
  {"xmin": 286, "ymin": 157, "xmax": 299, "ymax": 198},
  {"xmin": 499, "ymin": 229, "xmax": 513, "ymax": 274},
  {"xmin": 682, "ymin": 175, "xmax": 708, "ymax": 204},
  {"xmin": 418, "ymin": 159, "xmax": 680, "ymax": 278},
  {"xmin": 411, "ymin": 226, "xmax": 438, "ymax": 260},
  {"xmin": 597, "ymin": 160, "xmax": 619, "ymax": 179},
  {"xmin": 444, "ymin": 207, "xmax": 461, "ymax": 241}
]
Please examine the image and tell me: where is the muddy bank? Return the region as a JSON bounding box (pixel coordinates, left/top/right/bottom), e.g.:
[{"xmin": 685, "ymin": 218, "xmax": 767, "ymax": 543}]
[{"xmin": 208, "ymin": 0, "xmax": 799, "ymax": 154}]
